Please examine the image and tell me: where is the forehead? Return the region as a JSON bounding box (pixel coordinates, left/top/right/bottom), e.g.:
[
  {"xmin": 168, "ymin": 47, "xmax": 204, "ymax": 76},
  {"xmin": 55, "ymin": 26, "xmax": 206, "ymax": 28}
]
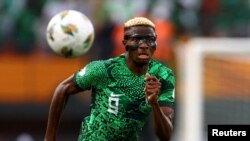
[{"xmin": 124, "ymin": 26, "xmax": 155, "ymax": 36}]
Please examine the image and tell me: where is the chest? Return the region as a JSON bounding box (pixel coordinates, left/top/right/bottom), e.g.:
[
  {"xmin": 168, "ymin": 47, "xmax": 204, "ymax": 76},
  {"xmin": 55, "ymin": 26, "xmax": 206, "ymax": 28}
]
[{"xmin": 106, "ymin": 70, "xmax": 145, "ymax": 100}]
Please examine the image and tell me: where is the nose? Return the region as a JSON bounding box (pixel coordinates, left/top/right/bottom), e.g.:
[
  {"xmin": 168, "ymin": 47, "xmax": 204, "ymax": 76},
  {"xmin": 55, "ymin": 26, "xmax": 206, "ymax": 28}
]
[{"xmin": 138, "ymin": 39, "xmax": 149, "ymax": 48}]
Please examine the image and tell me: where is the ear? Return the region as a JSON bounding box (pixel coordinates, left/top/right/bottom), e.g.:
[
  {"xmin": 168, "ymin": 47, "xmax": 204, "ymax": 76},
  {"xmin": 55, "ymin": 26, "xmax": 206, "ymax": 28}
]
[
  {"xmin": 122, "ymin": 40, "xmax": 129, "ymax": 51},
  {"xmin": 122, "ymin": 40, "xmax": 126, "ymax": 45}
]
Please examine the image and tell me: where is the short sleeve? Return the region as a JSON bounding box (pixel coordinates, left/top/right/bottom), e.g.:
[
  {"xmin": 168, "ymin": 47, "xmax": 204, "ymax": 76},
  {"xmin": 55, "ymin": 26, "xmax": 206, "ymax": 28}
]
[
  {"xmin": 73, "ymin": 61, "xmax": 106, "ymax": 90},
  {"xmin": 158, "ymin": 69, "xmax": 175, "ymax": 108}
]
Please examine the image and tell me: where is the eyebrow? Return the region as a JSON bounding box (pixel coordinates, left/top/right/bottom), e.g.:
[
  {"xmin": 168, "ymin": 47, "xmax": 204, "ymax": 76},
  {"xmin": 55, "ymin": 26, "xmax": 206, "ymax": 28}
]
[{"xmin": 124, "ymin": 34, "xmax": 156, "ymax": 39}]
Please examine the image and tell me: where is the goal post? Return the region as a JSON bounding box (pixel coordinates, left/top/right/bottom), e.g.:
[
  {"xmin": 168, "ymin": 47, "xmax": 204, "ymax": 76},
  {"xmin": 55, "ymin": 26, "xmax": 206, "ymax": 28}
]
[{"xmin": 173, "ymin": 38, "xmax": 250, "ymax": 141}]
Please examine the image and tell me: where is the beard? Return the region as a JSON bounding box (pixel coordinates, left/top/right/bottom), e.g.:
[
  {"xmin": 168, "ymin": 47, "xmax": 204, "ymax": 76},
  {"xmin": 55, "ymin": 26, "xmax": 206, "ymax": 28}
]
[{"xmin": 132, "ymin": 57, "xmax": 149, "ymax": 67}]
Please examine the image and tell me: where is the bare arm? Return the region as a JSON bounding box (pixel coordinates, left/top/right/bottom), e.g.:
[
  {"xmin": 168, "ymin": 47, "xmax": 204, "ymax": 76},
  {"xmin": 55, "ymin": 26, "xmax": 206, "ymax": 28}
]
[
  {"xmin": 144, "ymin": 73, "xmax": 174, "ymax": 141},
  {"xmin": 151, "ymin": 104, "xmax": 174, "ymax": 141},
  {"xmin": 44, "ymin": 75, "xmax": 82, "ymax": 141}
]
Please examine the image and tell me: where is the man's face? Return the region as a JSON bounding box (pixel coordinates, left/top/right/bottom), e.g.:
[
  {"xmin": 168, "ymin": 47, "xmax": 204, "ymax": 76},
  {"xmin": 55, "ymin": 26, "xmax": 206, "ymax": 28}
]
[{"xmin": 123, "ymin": 26, "xmax": 157, "ymax": 66}]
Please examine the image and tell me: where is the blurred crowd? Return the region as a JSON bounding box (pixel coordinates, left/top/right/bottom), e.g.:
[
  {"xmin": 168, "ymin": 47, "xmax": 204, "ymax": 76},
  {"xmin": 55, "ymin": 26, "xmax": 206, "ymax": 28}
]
[
  {"xmin": 0, "ymin": 0, "xmax": 250, "ymax": 62},
  {"xmin": 1, "ymin": 0, "xmax": 250, "ymax": 140}
]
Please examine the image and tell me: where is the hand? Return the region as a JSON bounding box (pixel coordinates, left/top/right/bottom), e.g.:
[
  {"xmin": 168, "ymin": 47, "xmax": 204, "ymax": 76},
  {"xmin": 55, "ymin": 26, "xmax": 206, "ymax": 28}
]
[{"xmin": 144, "ymin": 73, "xmax": 161, "ymax": 105}]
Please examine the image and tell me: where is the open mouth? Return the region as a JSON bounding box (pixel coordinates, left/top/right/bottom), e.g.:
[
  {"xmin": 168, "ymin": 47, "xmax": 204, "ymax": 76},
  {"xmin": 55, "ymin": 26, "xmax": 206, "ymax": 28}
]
[{"xmin": 137, "ymin": 53, "xmax": 149, "ymax": 60}]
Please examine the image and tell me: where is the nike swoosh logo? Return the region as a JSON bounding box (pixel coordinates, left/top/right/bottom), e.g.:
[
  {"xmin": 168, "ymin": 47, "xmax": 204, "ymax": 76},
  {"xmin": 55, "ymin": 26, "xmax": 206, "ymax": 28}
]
[{"xmin": 110, "ymin": 92, "xmax": 124, "ymax": 97}]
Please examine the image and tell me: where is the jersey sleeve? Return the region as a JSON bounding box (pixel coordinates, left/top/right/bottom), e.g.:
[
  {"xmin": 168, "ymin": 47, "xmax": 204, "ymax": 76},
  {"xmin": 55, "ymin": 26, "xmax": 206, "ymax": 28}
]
[
  {"xmin": 73, "ymin": 61, "xmax": 106, "ymax": 90},
  {"xmin": 157, "ymin": 68, "xmax": 175, "ymax": 108}
]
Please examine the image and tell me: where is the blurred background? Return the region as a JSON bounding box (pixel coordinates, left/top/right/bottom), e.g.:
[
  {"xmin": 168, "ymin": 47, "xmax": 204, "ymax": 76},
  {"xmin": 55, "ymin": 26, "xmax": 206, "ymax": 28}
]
[{"xmin": 1, "ymin": 0, "xmax": 250, "ymax": 141}]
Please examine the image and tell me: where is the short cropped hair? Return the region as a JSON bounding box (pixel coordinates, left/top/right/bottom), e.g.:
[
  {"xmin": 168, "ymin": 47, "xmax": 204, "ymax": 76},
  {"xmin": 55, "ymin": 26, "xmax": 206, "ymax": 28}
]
[{"xmin": 124, "ymin": 17, "xmax": 155, "ymax": 30}]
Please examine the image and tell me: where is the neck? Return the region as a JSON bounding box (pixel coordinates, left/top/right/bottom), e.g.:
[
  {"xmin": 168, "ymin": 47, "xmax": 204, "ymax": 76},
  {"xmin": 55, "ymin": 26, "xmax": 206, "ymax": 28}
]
[{"xmin": 125, "ymin": 56, "xmax": 148, "ymax": 76}]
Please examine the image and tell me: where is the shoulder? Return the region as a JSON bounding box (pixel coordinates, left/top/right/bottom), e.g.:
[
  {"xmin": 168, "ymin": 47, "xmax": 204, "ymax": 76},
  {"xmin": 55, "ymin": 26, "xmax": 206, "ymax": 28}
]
[
  {"xmin": 76, "ymin": 60, "xmax": 106, "ymax": 79},
  {"xmin": 101, "ymin": 54, "xmax": 125, "ymax": 70},
  {"xmin": 149, "ymin": 59, "xmax": 174, "ymax": 79},
  {"xmin": 81, "ymin": 54, "xmax": 124, "ymax": 74},
  {"xmin": 87, "ymin": 60, "xmax": 105, "ymax": 69}
]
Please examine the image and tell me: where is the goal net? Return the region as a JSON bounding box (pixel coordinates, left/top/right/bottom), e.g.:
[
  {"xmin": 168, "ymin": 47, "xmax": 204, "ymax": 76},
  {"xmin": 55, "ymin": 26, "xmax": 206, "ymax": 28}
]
[{"xmin": 173, "ymin": 38, "xmax": 250, "ymax": 141}]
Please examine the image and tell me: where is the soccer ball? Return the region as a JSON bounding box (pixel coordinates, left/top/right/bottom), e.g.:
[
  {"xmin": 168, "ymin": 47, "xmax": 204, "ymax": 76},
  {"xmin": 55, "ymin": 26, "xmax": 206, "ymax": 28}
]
[{"xmin": 46, "ymin": 10, "xmax": 94, "ymax": 58}]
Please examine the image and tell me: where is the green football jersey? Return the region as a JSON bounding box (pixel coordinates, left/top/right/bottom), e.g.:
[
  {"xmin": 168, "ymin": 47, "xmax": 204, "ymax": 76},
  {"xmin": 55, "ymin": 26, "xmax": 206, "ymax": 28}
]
[{"xmin": 74, "ymin": 54, "xmax": 175, "ymax": 141}]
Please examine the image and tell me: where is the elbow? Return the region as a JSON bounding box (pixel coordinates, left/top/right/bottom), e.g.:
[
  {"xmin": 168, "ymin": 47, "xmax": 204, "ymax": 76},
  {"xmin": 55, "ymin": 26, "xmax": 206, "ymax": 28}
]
[
  {"xmin": 155, "ymin": 130, "xmax": 172, "ymax": 141},
  {"xmin": 53, "ymin": 82, "xmax": 72, "ymax": 99},
  {"xmin": 155, "ymin": 123, "xmax": 173, "ymax": 141}
]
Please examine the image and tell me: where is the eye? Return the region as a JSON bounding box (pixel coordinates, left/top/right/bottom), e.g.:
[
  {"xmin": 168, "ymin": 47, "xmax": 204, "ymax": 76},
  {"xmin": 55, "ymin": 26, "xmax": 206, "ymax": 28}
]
[
  {"xmin": 129, "ymin": 37, "xmax": 140, "ymax": 43},
  {"xmin": 147, "ymin": 37, "xmax": 156, "ymax": 42}
]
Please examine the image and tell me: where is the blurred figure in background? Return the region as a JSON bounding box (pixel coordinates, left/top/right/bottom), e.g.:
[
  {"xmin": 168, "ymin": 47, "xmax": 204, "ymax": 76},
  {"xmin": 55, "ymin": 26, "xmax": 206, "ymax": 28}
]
[{"xmin": 16, "ymin": 133, "xmax": 34, "ymax": 141}]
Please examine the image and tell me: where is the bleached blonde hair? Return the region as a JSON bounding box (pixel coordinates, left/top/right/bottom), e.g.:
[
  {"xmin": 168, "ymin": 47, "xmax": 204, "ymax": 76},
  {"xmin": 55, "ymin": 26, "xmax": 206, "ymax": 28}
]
[{"xmin": 124, "ymin": 17, "xmax": 155, "ymax": 30}]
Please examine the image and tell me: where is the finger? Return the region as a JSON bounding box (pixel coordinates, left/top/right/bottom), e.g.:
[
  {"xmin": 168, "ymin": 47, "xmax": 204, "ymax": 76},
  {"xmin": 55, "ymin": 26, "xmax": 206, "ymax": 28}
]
[
  {"xmin": 149, "ymin": 75, "xmax": 158, "ymax": 81},
  {"xmin": 144, "ymin": 73, "xmax": 150, "ymax": 81},
  {"xmin": 144, "ymin": 87, "xmax": 160, "ymax": 95},
  {"xmin": 147, "ymin": 92, "xmax": 158, "ymax": 99},
  {"xmin": 145, "ymin": 75, "xmax": 158, "ymax": 82},
  {"xmin": 145, "ymin": 81, "xmax": 161, "ymax": 88},
  {"xmin": 145, "ymin": 82, "xmax": 161, "ymax": 89},
  {"xmin": 147, "ymin": 93, "xmax": 158, "ymax": 103},
  {"xmin": 145, "ymin": 81, "xmax": 161, "ymax": 85},
  {"xmin": 145, "ymin": 85, "xmax": 161, "ymax": 90}
]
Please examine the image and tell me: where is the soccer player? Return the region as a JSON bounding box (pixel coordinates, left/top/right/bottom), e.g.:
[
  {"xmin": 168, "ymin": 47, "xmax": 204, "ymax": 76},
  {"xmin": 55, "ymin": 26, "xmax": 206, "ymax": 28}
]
[{"xmin": 44, "ymin": 17, "xmax": 175, "ymax": 141}]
